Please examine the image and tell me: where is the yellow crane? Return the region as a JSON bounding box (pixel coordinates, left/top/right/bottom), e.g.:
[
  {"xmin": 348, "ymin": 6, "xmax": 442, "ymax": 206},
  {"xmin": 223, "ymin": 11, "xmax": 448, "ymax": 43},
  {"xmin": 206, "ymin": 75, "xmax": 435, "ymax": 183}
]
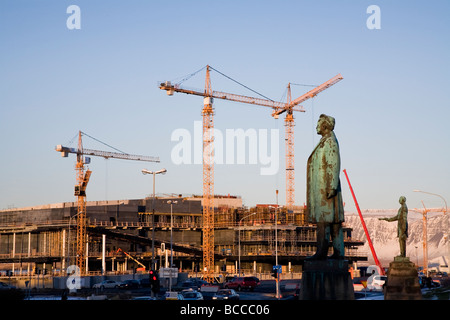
[
  {"xmin": 56, "ymin": 131, "xmax": 159, "ymax": 275},
  {"xmin": 116, "ymin": 248, "xmax": 146, "ymax": 270},
  {"xmin": 160, "ymin": 66, "xmax": 342, "ymax": 282},
  {"xmin": 411, "ymin": 204, "xmax": 446, "ymax": 276}
]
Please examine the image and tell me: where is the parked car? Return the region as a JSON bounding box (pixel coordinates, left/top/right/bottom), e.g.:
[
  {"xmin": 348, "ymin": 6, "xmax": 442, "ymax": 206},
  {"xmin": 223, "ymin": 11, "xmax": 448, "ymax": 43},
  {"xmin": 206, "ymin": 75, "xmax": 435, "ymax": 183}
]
[
  {"xmin": 180, "ymin": 289, "xmax": 204, "ymax": 300},
  {"xmin": 131, "ymin": 296, "xmax": 158, "ymax": 300},
  {"xmin": 212, "ymin": 289, "xmax": 239, "ymax": 300},
  {"xmin": 419, "ymin": 276, "xmax": 440, "ymax": 288},
  {"xmin": 0, "ymin": 282, "xmax": 16, "ymax": 290},
  {"xmin": 367, "ymin": 275, "xmax": 387, "ymax": 291},
  {"xmin": 119, "ymin": 279, "xmax": 140, "ymax": 289},
  {"xmin": 181, "ymin": 278, "xmax": 208, "ymax": 290},
  {"xmin": 92, "ymin": 280, "xmax": 121, "ymax": 290},
  {"xmin": 224, "ymin": 276, "xmax": 259, "ymax": 291}
]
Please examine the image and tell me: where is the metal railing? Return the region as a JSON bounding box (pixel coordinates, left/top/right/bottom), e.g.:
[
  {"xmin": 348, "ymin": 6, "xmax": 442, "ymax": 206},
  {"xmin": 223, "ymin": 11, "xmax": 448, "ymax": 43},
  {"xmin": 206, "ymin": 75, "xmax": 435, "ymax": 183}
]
[{"xmin": 0, "ymin": 217, "xmax": 313, "ymax": 230}]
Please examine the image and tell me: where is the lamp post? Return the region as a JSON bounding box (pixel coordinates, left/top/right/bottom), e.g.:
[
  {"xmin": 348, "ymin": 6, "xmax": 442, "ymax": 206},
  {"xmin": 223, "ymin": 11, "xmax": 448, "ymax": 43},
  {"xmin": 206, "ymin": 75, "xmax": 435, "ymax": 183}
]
[
  {"xmin": 268, "ymin": 205, "xmax": 279, "ymax": 266},
  {"xmin": 142, "ymin": 168, "xmax": 167, "ymax": 271},
  {"xmin": 269, "ymin": 189, "xmax": 280, "ymax": 300},
  {"xmin": 238, "ymin": 212, "xmax": 256, "ymax": 276},
  {"xmin": 167, "ymin": 200, "xmax": 177, "ymax": 267},
  {"xmin": 167, "ymin": 200, "xmax": 177, "ymax": 291},
  {"xmin": 413, "ymin": 190, "xmax": 448, "ymax": 215}
]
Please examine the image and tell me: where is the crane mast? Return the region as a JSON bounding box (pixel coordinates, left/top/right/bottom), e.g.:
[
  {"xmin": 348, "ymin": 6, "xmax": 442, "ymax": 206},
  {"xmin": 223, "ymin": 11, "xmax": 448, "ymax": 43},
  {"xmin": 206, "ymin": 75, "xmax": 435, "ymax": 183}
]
[
  {"xmin": 56, "ymin": 131, "xmax": 159, "ymax": 275},
  {"xmin": 75, "ymin": 132, "xmax": 89, "ymax": 274},
  {"xmin": 285, "ymin": 84, "xmax": 295, "ymax": 209},
  {"xmin": 278, "ymin": 74, "xmax": 343, "ymax": 210},
  {"xmin": 202, "ymin": 66, "xmax": 215, "ymax": 283}
]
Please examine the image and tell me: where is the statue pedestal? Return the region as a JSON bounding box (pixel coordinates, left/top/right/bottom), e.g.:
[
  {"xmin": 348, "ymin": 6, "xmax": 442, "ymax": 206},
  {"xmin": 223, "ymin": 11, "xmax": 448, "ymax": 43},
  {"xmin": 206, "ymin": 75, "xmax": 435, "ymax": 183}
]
[
  {"xmin": 300, "ymin": 260, "xmax": 354, "ymax": 300},
  {"xmin": 384, "ymin": 256, "xmax": 422, "ymax": 300}
]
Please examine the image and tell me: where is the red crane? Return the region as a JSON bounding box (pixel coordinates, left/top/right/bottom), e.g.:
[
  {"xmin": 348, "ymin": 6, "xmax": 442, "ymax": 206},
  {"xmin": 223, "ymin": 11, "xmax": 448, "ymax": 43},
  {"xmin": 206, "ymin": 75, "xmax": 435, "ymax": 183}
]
[{"xmin": 343, "ymin": 169, "xmax": 385, "ymax": 275}]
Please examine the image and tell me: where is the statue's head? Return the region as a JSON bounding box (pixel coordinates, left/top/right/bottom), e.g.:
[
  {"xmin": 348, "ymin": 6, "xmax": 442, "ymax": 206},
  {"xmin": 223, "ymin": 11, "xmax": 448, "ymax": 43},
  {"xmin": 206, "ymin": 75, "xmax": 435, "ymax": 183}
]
[
  {"xmin": 316, "ymin": 114, "xmax": 335, "ymax": 135},
  {"xmin": 399, "ymin": 196, "xmax": 406, "ymax": 204}
]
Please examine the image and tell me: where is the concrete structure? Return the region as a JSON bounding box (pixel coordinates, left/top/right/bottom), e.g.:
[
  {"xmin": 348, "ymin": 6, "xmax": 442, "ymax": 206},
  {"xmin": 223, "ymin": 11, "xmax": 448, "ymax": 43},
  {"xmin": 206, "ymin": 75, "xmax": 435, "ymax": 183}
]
[
  {"xmin": 300, "ymin": 260, "xmax": 355, "ymax": 300},
  {"xmin": 384, "ymin": 256, "xmax": 422, "ymax": 300}
]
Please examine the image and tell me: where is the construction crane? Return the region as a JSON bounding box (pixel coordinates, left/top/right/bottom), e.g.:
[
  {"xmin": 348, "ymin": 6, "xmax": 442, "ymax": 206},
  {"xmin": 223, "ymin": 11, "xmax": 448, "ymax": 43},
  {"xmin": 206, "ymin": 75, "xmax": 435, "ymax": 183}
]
[
  {"xmin": 159, "ymin": 65, "xmax": 342, "ymax": 281},
  {"xmin": 116, "ymin": 248, "xmax": 146, "ymax": 270},
  {"xmin": 279, "ymin": 76, "xmax": 343, "ymax": 209},
  {"xmin": 410, "ymin": 204, "xmax": 445, "ymax": 276},
  {"xmin": 56, "ymin": 131, "xmax": 159, "ymax": 275}
]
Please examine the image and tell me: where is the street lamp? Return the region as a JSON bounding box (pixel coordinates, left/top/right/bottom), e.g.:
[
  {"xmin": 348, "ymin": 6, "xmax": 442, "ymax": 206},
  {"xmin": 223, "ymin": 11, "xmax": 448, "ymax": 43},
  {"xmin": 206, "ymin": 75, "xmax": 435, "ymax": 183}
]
[
  {"xmin": 142, "ymin": 168, "xmax": 167, "ymax": 271},
  {"xmin": 268, "ymin": 206, "xmax": 279, "ymax": 265},
  {"xmin": 269, "ymin": 199, "xmax": 280, "ymax": 298},
  {"xmin": 238, "ymin": 212, "xmax": 256, "ymax": 276},
  {"xmin": 413, "ymin": 190, "xmax": 448, "ymax": 215}
]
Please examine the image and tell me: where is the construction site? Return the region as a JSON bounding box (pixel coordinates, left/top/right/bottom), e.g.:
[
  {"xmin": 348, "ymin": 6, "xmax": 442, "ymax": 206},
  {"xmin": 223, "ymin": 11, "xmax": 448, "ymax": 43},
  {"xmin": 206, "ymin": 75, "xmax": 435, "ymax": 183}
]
[
  {"xmin": 0, "ymin": 196, "xmax": 367, "ymax": 279},
  {"xmin": 0, "ymin": 66, "xmax": 369, "ymax": 287}
]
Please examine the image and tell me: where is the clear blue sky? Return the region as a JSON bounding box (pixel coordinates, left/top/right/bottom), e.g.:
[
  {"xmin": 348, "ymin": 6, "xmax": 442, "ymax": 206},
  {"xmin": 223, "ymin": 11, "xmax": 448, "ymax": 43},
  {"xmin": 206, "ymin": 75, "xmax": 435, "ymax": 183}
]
[{"xmin": 1, "ymin": 1, "xmax": 449, "ymax": 213}]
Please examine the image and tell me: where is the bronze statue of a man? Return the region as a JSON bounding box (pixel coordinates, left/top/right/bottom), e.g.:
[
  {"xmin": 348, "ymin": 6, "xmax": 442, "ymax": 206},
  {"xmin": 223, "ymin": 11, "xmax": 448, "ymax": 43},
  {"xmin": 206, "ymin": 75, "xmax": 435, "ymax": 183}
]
[
  {"xmin": 306, "ymin": 114, "xmax": 345, "ymax": 260},
  {"xmin": 379, "ymin": 196, "xmax": 408, "ymax": 257}
]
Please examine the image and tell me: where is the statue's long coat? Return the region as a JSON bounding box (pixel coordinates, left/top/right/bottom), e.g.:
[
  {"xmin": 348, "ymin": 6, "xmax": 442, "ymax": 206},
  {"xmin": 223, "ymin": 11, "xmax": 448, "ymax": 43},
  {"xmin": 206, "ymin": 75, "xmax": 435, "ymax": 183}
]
[{"xmin": 306, "ymin": 131, "xmax": 344, "ymax": 224}]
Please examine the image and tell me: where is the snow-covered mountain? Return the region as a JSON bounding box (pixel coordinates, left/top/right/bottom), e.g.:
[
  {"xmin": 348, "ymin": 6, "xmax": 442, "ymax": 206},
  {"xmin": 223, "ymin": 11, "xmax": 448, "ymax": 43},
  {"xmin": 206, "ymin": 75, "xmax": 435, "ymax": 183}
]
[{"xmin": 344, "ymin": 210, "xmax": 449, "ymax": 267}]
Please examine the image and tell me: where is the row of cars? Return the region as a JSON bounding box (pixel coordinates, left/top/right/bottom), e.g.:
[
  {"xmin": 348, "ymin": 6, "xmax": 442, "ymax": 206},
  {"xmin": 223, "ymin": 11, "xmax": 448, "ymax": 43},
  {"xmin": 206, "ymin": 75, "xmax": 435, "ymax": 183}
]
[
  {"xmin": 181, "ymin": 276, "xmax": 260, "ymax": 291},
  {"xmin": 353, "ymin": 272, "xmax": 445, "ymax": 292},
  {"xmin": 164, "ymin": 276, "xmax": 261, "ymax": 300},
  {"xmin": 165, "ymin": 288, "xmax": 240, "ymax": 300},
  {"xmin": 90, "ymin": 275, "xmax": 260, "ymax": 300}
]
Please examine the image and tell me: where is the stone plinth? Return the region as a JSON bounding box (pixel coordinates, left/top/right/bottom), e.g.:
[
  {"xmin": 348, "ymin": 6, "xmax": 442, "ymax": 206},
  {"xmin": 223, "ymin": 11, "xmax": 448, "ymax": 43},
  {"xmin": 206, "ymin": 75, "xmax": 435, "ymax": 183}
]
[
  {"xmin": 300, "ymin": 260, "xmax": 354, "ymax": 300},
  {"xmin": 384, "ymin": 256, "xmax": 422, "ymax": 300}
]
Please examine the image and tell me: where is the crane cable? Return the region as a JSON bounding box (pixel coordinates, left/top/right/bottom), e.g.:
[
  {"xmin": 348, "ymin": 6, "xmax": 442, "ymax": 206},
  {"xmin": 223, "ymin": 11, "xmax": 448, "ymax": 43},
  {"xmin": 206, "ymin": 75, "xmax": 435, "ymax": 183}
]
[
  {"xmin": 209, "ymin": 66, "xmax": 274, "ymax": 102},
  {"xmin": 290, "ymin": 83, "xmax": 317, "ymax": 87},
  {"xmin": 288, "ymin": 82, "xmax": 319, "ymax": 147},
  {"xmin": 173, "ymin": 65, "xmax": 207, "ymax": 86},
  {"xmin": 80, "ymin": 131, "xmax": 127, "ymax": 154},
  {"xmin": 172, "ymin": 65, "xmax": 284, "ymax": 103}
]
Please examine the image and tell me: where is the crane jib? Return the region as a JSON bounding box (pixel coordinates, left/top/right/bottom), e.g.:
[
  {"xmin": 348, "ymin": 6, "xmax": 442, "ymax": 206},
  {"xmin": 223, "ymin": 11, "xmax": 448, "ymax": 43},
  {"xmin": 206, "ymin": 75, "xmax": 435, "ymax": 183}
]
[
  {"xmin": 55, "ymin": 145, "xmax": 160, "ymax": 163},
  {"xmin": 159, "ymin": 83, "xmax": 305, "ymax": 112}
]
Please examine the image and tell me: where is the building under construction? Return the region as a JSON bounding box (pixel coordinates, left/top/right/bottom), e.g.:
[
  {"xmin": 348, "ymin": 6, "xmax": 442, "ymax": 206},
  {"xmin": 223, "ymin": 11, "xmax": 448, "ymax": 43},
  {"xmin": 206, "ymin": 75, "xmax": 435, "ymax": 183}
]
[{"xmin": 0, "ymin": 195, "xmax": 366, "ymax": 277}]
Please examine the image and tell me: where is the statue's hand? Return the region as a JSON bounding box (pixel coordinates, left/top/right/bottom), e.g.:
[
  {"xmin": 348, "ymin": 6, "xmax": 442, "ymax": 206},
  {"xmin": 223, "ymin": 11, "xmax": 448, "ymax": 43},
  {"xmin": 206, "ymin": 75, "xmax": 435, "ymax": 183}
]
[{"xmin": 326, "ymin": 189, "xmax": 337, "ymax": 199}]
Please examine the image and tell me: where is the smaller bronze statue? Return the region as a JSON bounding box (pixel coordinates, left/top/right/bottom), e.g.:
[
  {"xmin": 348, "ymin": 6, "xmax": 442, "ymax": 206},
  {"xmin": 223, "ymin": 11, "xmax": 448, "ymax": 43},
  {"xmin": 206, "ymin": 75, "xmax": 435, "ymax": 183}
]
[{"xmin": 379, "ymin": 196, "xmax": 408, "ymax": 257}]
